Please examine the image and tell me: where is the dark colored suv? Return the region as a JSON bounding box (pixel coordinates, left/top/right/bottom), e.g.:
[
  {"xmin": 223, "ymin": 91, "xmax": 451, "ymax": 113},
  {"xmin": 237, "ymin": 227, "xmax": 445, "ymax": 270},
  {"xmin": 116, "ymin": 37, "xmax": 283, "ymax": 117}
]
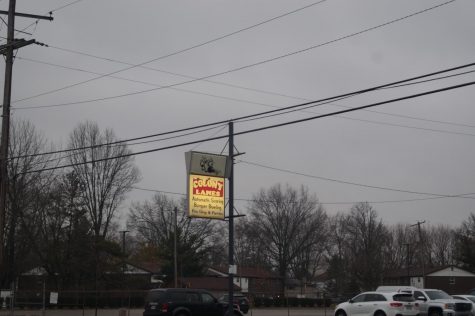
[
  {"xmin": 143, "ymin": 288, "xmax": 243, "ymax": 316},
  {"xmin": 218, "ymin": 294, "xmax": 249, "ymax": 314}
]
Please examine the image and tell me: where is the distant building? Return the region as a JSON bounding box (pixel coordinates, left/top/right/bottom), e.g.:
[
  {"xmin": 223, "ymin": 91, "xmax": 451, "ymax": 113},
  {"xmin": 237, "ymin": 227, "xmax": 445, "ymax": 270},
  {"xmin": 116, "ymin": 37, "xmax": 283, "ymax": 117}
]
[
  {"xmin": 382, "ymin": 265, "xmax": 475, "ymax": 294},
  {"xmin": 177, "ymin": 276, "xmax": 240, "ymax": 297},
  {"xmin": 207, "ymin": 266, "xmax": 282, "ymax": 297}
]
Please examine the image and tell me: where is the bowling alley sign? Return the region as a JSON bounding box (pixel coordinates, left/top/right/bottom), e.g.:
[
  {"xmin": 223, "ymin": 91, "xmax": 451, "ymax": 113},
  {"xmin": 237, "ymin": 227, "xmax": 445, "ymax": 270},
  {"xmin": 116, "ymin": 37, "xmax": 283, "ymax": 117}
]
[{"xmin": 185, "ymin": 151, "xmax": 231, "ymax": 219}]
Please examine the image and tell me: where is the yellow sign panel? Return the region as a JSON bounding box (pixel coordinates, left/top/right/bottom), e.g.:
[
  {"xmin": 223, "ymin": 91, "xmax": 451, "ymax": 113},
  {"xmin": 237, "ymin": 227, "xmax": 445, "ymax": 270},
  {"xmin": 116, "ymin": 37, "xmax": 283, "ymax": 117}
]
[{"xmin": 188, "ymin": 175, "xmax": 225, "ymax": 219}]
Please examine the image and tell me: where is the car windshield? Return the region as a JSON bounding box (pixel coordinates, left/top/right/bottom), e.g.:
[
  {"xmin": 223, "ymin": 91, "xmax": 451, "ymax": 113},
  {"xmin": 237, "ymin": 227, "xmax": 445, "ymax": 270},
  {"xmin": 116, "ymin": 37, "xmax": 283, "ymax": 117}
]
[
  {"xmin": 467, "ymin": 297, "xmax": 475, "ymax": 303},
  {"xmin": 393, "ymin": 294, "xmax": 415, "ymax": 302},
  {"xmin": 425, "ymin": 291, "xmax": 452, "ymax": 300}
]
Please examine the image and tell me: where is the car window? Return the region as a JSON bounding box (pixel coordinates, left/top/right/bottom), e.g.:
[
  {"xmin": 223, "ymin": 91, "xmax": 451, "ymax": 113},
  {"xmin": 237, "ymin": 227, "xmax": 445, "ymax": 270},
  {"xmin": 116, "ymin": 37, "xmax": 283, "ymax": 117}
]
[
  {"xmin": 426, "ymin": 290, "xmax": 452, "ymax": 300},
  {"xmin": 186, "ymin": 292, "xmax": 200, "ymax": 303},
  {"xmin": 352, "ymin": 294, "xmax": 366, "ymax": 303},
  {"xmin": 169, "ymin": 291, "xmax": 186, "ymax": 301},
  {"xmin": 365, "ymin": 294, "xmax": 386, "ymax": 302},
  {"xmin": 201, "ymin": 293, "xmax": 215, "ymax": 304},
  {"xmin": 414, "ymin": 291, "xmax": 426, "ymax": 300},
  {"xmin": 453, "ymin": 296, "xmax": 466, "ymax": 300},
  {"xmin": 394, "ymin": 294, "xmax": 415, "ymax": 302},
  {"xmin": 145, "ymin": 290, "xmax": 166, "ymax": 303},
  {"xmin": 373, "ymin": 294, "xmax": 387, "ymax": 302}
]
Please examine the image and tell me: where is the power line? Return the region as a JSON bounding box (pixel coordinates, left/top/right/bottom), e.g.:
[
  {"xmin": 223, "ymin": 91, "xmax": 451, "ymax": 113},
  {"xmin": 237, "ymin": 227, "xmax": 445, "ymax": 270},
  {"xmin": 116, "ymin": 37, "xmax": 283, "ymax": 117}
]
[
  {"xmin": 50, "ymin": 0, "xmax": 87, "ymax": 13},
  {"xmin": 11, "ymin": 123, "xmax": 228, "ymax": 163},
  {"xmin": 12, "ymin": 62, "xmax": 475, "ymax": 160},
  {"xmin": 12, "ymin": 0, "xmax": 85, "ymax": 37},
  {"xmin": 131, "ymin": 186, "xmax": 475, "ymax": 205},
  {"xmin": 238, "ymin": 160, "xmax": 475, "ymax": 199},
  {"xmin": 37, "ymin": 45, "xmax": 475, "ymax": 130},
  {"xmin": 11, "ymin": 0, "xmax": 329, "ymax": 106},
  {"xmin": 15, "ymin": 56, "xmax": 279, "ymax": 108},
  {"xmin": 18, "ymin": 56, "xmax": 475, "ymax": 136},
  {"xmin": 18, "ymin": 79, "xmax": 475, "ymax": 174},
  {"xmin": 12, "ymin": 0, "xmax": 455, "ymax": 109}
]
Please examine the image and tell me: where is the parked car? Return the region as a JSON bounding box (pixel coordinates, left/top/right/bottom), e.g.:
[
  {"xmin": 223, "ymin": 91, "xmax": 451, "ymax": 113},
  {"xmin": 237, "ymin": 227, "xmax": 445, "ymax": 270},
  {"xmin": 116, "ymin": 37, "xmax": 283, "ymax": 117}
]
[
  {"xmin": 452, "ymin": 295, "xmax": 475, "ymax": 315},
  {"xmin": 143, "ymin": 288, "xmax": 243, "ymax": 316},
  {"xmin": 377, "ymin": 287, "xmax": 472, "ymax": 316},
  {"xmin": 218, "ymin": 294, "xmax": 249, "ymax": 314},
  {"xmin": 334, "ymin": 291, "xmax": 419, "ymax": 316}
]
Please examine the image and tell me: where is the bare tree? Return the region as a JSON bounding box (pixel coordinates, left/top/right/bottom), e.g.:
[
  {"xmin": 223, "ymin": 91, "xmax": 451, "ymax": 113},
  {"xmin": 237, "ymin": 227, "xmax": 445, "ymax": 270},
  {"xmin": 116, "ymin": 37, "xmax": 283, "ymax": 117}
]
[
  {"xmin": 326, "ymin": 213, "xmax": 352, "ymax": 297},
  {"xmin": 345, "ymin": 202, "xmax": 388, "ymax": 291},
  {"xmin": 247, "ymin": 184, "xmax": 327, "ymax": 292},
  {"xmin": 427, "ymin": 224, "xmax": 455, "ymax": 267},
  {"xmin": 128, "ymin": 193, "xmax": 217, "ymax": 281},
  {"xmin": 234, "ymin": 218, "xmax": 272, "ymax": 269},
  {"xmin": 2, "ymin": 120, "xmax": 57, "ymax": 285},
  {"xmin": 454, "ymin": 213, "xmax": 475, "ymax": 271},
  {"xmin": 383, "ymin": 223, "xmax": 419, "ymax": 272},
  {"xmin": 68, "ymin": 121, "xmax": 139, "ymax": 239}
]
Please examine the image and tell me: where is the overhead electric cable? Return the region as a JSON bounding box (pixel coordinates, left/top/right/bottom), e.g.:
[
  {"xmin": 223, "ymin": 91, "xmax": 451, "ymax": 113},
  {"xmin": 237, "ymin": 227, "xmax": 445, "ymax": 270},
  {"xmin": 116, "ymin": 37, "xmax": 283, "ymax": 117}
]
[
  {"xmin": 12, "ymin": 62, "xmax": 475, "ymax": 160},
  {"xmin": 15, "ymin": 0, "xmax": 85, "ymax": 35},
  {"xmin": 19, "ymin": 56, "xmax": 475, "ymax": 133},
  {"xmin": 19, "ymin": 79, "xmax": 475, "ymax": 175},
  {"xmin": 50, "ymin": 0, "xmax": 87, "ymax": 13},
  {"xmin": 131, "ymin": 186, "xmax": 475, "ymax": 205},
  {"xmin": 11, "ymin": 0, "xmax": 329, "ymax": 105},
  {"xmin": 14, "ymin": 123, "xmax": 228, "ymax": 166},
  {"xmin": 15, "ymin": 56, "xmax": 276, "ymax": 108},
  {"xmin": 238, "ymin": 160, "xmax": 475, "ymax": 199},
  {"xmin": 12, "ymin": 0, "xmax": 455, "ymax": 108},
  {"xmin": 19, "ymin": 47, "xmax": 475, "ymax": 130}
]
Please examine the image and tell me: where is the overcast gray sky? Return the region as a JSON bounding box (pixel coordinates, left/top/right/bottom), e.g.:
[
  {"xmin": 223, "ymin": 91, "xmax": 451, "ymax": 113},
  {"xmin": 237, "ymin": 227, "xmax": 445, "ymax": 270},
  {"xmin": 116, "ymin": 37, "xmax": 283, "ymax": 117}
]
[{"xmin": 2, "ymin": 0, "xmax": 475, "ymax": 228}]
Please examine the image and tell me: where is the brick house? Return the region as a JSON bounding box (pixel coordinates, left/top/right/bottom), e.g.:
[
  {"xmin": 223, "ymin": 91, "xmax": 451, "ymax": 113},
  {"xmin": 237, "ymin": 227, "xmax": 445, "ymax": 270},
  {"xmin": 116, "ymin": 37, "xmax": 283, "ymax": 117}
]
[
  {"xmin": 207, "ymin": 266, "xmax": 282, "ymax": 297},
  {"xmin": 382, "ymin": 265, "xmax": 475, "ymax": 294}
]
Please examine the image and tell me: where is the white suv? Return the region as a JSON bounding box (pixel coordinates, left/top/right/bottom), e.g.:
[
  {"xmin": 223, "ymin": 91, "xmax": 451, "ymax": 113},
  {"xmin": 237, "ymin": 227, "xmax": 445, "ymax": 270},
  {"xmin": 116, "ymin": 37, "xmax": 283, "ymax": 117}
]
[{"xmin": 334, "ymin": 291, "xmax": 419, "ymax": 316}]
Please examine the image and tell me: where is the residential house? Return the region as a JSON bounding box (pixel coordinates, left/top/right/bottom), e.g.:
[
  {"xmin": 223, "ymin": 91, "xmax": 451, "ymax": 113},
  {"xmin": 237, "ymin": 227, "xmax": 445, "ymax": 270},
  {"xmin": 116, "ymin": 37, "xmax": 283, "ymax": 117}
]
[
  {"xmin": 207, "ymin": 266, "xmax": 282, "ymax": 297},
  {"xmin": 382, "ymin": 265, "xmax": 475, "ymax": 294}
]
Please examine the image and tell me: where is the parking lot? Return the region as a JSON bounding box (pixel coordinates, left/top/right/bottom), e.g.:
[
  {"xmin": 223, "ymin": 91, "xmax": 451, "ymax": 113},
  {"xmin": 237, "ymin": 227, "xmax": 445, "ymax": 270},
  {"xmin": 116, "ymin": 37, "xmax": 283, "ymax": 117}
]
[{"xmin": 0, "ymin": 307, "xmax": 334, "ymax": 316}]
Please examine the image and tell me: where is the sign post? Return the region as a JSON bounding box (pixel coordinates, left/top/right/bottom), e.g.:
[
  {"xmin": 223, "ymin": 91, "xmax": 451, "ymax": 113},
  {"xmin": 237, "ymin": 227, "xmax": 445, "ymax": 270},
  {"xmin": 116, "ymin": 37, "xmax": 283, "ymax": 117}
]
[{"xmin": 185, "ymin": 127, "xmax": 235, "ymax": 316}]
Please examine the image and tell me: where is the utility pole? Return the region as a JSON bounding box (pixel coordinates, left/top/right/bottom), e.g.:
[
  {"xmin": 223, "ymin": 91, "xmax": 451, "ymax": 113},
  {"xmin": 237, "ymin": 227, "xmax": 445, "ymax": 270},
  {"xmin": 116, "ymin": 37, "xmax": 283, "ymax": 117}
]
[
  {"xmin": 120, "ymin": 230, "xmax": 129, "ymax": 273},
  {"xmin": 0, "ymin": 2, "xmax": 53, "ymax": 283},
  {"xmin": 228, "ymin": 121, "xmax": 235, "ymax": 316},
  {"xmin": 174, "ymin": 207, "xmax": 178, "ymax": 288},
  {"xmin": 410, "ymin": 220, "xmax": 426, "ymax": 287},
  {"xmin": 403, "ymin": 243, "xmax": 410, "ymax": 285}
]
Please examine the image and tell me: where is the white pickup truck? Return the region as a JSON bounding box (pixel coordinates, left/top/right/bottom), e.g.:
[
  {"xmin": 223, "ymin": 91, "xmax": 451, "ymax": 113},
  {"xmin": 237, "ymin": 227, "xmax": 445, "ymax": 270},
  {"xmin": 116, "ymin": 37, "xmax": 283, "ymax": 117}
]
[{"xmin": 376, "ymin": 287, "xmax": 473, "ymax": 316}]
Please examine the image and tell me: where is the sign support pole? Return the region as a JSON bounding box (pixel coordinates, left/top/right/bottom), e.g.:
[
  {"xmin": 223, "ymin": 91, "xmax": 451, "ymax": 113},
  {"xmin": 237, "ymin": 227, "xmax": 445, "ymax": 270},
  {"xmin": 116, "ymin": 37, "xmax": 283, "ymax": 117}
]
[{"xmin": 227, "ymin": 121, "xmax": 235, "ymax": 316}]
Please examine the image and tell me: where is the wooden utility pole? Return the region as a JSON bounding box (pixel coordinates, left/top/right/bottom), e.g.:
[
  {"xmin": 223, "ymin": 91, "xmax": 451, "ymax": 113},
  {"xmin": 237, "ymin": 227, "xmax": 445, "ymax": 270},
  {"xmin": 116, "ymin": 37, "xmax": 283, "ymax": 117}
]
[
  {"xmin": 0, "ymin": 0, "xmax": 53, "ymax": 282},
  {"xmin": 410, "ymin": 220, "xmax": 426, "ymax": 287},
  {"xmin": 0, "ymin": 0, "xmax": 18, "ymax": 276},
  {"xmin": 227, "ymin": 121, "xmax": 235, "ymax": 316}
]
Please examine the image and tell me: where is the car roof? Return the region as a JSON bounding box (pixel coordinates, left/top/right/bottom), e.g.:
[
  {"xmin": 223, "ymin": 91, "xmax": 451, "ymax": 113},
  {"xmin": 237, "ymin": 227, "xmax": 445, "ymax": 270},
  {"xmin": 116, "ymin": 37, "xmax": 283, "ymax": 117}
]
[
  {"xmin": 357, "ymin": 291, "xmax": 408, "ymax": 297},
  {"xmin": 149, "ymin": 288, "xmax": 210, "ymax": 293}
]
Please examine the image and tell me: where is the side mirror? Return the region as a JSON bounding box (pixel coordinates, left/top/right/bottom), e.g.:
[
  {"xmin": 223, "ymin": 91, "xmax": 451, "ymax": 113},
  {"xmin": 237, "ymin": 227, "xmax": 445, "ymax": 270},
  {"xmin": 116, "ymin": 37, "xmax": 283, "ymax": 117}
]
[
  {"xmin": 349, "ymin": 299, "xmax": 354, "ymax": 304},
  {"xmin": 416, "ymin": 296, "xmax": 427, "ymax": 301}
]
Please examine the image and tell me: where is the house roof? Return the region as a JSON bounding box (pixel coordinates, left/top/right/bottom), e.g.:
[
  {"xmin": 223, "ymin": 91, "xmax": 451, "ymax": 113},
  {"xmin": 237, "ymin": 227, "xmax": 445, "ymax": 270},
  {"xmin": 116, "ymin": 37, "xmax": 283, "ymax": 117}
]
[
  {"xmin": 128, "ymin": 261, "xmax": 162, "ymax": 274},
  {"xmin": 178, "ymin": 277, "xmax": 241, "ymax": 291},
  {"xmin": 384, "ymin": 265, "xmax": 475, "ymax": 278},
  {"xmin": 209, "ymin": 266, "xmax": 280, "ymax": 279}
]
